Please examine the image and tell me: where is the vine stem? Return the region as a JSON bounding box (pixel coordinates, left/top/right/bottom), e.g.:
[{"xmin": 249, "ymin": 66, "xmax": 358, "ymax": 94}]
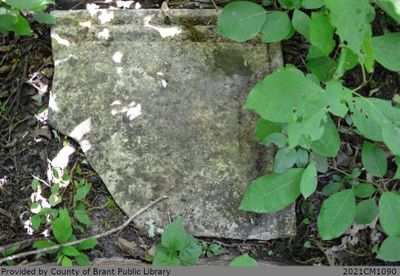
[{"xmin": 0, "ymin": 196, "xmax": 168, "ymax": 264}]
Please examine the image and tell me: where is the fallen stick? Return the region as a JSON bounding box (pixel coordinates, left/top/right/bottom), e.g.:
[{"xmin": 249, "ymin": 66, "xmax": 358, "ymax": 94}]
[{"xmin": 0, "ymin": 196, "xmax": 168, "ymax": 264}]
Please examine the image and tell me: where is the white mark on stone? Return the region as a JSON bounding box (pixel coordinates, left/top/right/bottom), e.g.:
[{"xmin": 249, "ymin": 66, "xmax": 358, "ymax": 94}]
[
  {"xmin": 111, "ymin": 101, "xmax": 142, "ymax": 120},
  {"xmin": 54, "ymin": 54, "xmax": 78, "ymax": 66},
  {"xmin": 97, "ymin": 28, "xmax": 110, "ymax": 40},
  {"xmin": 156, "ymin": 72, "xmax": 164, "ymax": 76},
  {"xmin": 51, "ymin": 145, "xmax": 75, "ymax": 169},
  {"xmin": 79, "ymin": 20, "xmax": 92, "ymax": 28},
  {"xmin": 112, "ymin": 51, "xmax": 123, "ymax": 63},
  {"xmin": 51, "ymin": 33, "xmax": 70, "ymax": 47},
  {"xmin": 111, "ymin": 100, "xmax": 122, "ymax": 106},
  {"xmin": 70, "ymin": 118, "xmax": 92, "ymax": 141},
  {"xmin": 161, "ymin": 79, "xmax": 167, "ymax": 88},
  {"xmin": 98, "ymin": 10, "xmax": 114, "ymax": 24},
  {"xmin": 116, "ymin": 67, "xmax": 123, "ymax": 75},
  {"xmin": 143, "ymin": 15, "xmax": 182, "ymax": 38},
  {"xmin": 48, "ymin": 92, "xmax": 59, "ymax": 112},
  {"xmin": 80, "ymin": 139, "xmax": 92, "ymax": 152}
]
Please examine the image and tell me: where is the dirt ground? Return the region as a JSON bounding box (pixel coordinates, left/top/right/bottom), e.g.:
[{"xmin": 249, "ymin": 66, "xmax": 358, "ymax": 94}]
[{"xmin": 0, "ymin": 1, "xmax": 399, "ymax": 266}]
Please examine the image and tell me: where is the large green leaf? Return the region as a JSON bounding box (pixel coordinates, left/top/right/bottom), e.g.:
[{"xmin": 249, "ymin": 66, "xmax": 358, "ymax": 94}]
[
  {"xmin": 244, "ymin": 67, "xmax": 324, "ymax": 123},
  {"xmin": 353, "ymin": 183, "xmax": 376, "ymax": 198},
  {"xmin": 178, "ymin": 236, "xmax": 202, "ymax": 265},
  {"xmin": 153, "ymin": 244, "xmax": 181, "ymax": 266},
  {"xmin": 5, "ymin": 0, "xmax": 52, "ymax": 10},
  {"xmin": 292, "ymin": 9, "xmax": 310, "ymax": 38},
  {"xmin": 273, "ymin": 147, "xmax": 297, "ymax": 173},
  {"xmin": 377, "ymin": 237, "xmax": 400, "ymax": 262},
  {"xmin": 300, "ymin": 162, "xmax": 318, "ymax": 199},
  {"xmin": 161, "ymin": 218, "xmax": 186, "ymax": 251},
  {"xmin": 261, "ymin": 11, "xmax": 292, "ymax": 43},
  {"xmin": 361, "ymin": 141, "xmax": 387, "ymax": 177},
  {"xmin": 51, "ymin": 209, "xmax": 73, "ymax": 244},
  {"xmin": 255, "ymin": 119, "xmax": 281, "ymax": 142},
  {"xmin": 306, "ymin": 56, "xmax": 337, "ymax": 82},
  {"xmin": 309, "ymin": 12, "xmax": 335, "ymax": 55},
  {"xmin": 375, "ymin": 0, "xmax": 400, "ymax": 24},
  {"xmin": 355, "ymin": 199, "xmax": 378, "ymax": 224},
  {"xmin": 372, "ymin": 33, "xmax": 400, "ymax": 72},
  {"xmin": 229, "ymin": 254, "xmax": 258, "ymax": 266},
  {"xmin": 317, "ymin": 189, "xmax": 356, "ymax": 240},
  {"xmin": 240, "ymin": 168, "xmax": 304, "ymax": 212},
  {"xmin": 379, "ymin": 192, "xmax": 400, "ymax": 236},
  {"xmin": 325, "ymin": 0, "xmax": 372, "ymax": 59},
  {"xmin": 14, "ymin": 15, "xmax": 32, "ymax": 36},
  {"xmin": 217, "ymin": 1, "xmax": 266, "ymax": 42},
  {"xmin": 310, "ymin": 115, "xmax": 340, "ymax": 157}
]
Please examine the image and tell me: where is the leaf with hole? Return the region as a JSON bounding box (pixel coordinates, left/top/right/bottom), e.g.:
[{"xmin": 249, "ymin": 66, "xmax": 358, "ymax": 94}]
[
  {"xmin": 355, "ymin": 199, "xmax": 378, "ymax": 224},
  {"xmin": 261, "ymin": 11, "xmax": 292, "ymax": 43},
  {"xmin": 217, "ymin": 1, "xmax": 266, "ymax": 42},
  {"xmin": 240, "ymin": 168, "xmax": 304, "ymax": 212},
  {"xmin": 317, "ymin": 189, "xmax": 356, "ymax": 240},
  {"xmin": 362, "ymin": 141, "xmax": 387, "ymax": 177},
  {"xmin": 379, "ymin": 192, "xmax": 400, "ymax": 236}
]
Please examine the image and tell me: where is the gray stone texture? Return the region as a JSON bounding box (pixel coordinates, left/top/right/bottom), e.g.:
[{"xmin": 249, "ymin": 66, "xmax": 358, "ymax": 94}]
[{"xmin": 49, "ymin": 9, "xmax": 295, "ymax": 240}]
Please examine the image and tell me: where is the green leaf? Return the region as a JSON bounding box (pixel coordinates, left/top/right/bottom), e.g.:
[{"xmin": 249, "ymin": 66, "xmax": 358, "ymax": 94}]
[
  {"xmin": 5, "ymin": 0, "xmax": 51, "ymax": 10},
  {"xmin": 295, "ymin": 148, "xmax": 309, "ymax": 168},
  {"xmin": 0, "ymin": 13, "xmax": 18, "ymax": 34},
  {"xmin": 161, "ymin": 218, "xmax": 186, "ymax": 251},
  {"xmin": 263, "ymin": 133, "xmax": 288, "ymax": 148},
  {"xmin": 321, "ymin": 182, "xmax": 341, "ymax": 196},
  {"xmin": 325, "ymin": 0, "xmax": 372, "ymax": 58},
  {"xmin": 217, "ymin": 1, "xmax": 266, "ymax": 42},
  {"xmin": 355, "ymin": 199, "xmax": 378, "ymax": 224},
  {"xmin": 74, "ymin": 208, "xmax": 91, "ymax": 227},
  {"xmin": 74, "ymin": 182, "xmax": 92, "ymax": 202},
  {"xmin": 273, "ymin": 147, "xmax": 297, "ymax": 173},
  {"xmin": 62, "ymin": 246, "xmax": 81, "ymax": 257},
  {"xmin": 31, "ymin": 179, "xmax": 40, "ymax": 191},
  {"xmin": 76, "ymin": 238, "xmax": 98, "ymax": 250},
  {"xmin": 292, "ymin": 10, "xmax": 310, "ymax": 38},
  {"xmin": 61, "ymin": 255, "xmax": 73, "ymax": 267},
  {"xmin": 255, "ymin": 119, "xmax": 281, "ymax": 142},
  {"xmin": 75, "ymin": 253, "xmax": 90, "ymax": 266},
  {"xmin": 49, "ymin": 193, "xmax": 62, "ymax": 207},
  {"xmin": 178, "ymin": 236, "xmax": 202, "ymax": 265},
  {"xmin": 306, "ymin": 56, "xmax": 337, "ymax": 82},
  {"xmin": 261, "ymin": 11, "xmax": 292, "ymax": 43},
  {"xmin": 310, "ymin": 115, "xmax": 340, "ymax": 157},
  {"xmin": 334, "ymin": 48, "xmax": 359, "ymax": 79},
  {"xmin": 278, "ymin": 0, "xmax": 302, "ymax": 9},
  {"xmin": 394, "ymin": 156, "xmax": 400, "ymax": 179},
  {"xmin": 372, "ymin": 33, "xmax": 400, "ymax": 72},
  {"xmin": 33, "ymin": 240, "xmax": 56, "ymax": 249},
  {"xmin": 353, "ymin": 183, "xmax": 376, "ymax": 198},
  {"xmin": 313, "ymin": 153, "xmax": 328, "ymax": 173},
  {"xmin": 375, "ymin": 0, "xmax": 400, "ymax": 24},
  {"xmin": 377, "ymin": 237, "xmax": 400, "ymax": 262},
  {"xmin": 317, "ymin": 189, "xmax": 356, "ymax": 240},
  {"xmin": 229, "ymin": 254, "xmax": 258, "ymax": 267},
  {"xmin": 240, "ymin": 168, "xmax": 304, "ymax": 212},
  {"xmin": 301, "ymin": 0, "xmax": 324, "ymax": 9},
  {"xmin": 300, "ymin": 162, "xmax": 318, "ymax": 199},
  {"xmin": 153, "ymin": 244, "xmax": 181, "ymax": 266},
  {"xmin": 309, "ymin": 12, "xmax": 335, "ymax": 55},
  {"xmin": 245, "ymin": 67, "xmax": 324, "ymax": 123},
  {"xmin": 325, "ymin": 80, "xmax": 353, "ymax": 118},
  {"xmin": 361, "ymin": 141, "xmax": 387, "ymax": 177},
  {"xmin": 51, "ymin": 208, "xmax": 73, "ymax": 243},
  {"xmin": 32, "ymin": 215, "xmax": 42, "ymax": 230},
  {"xmin": 33, "ymin": 13, "xmax": 55, "ymax": 24},
  {"xmin": 14, "ymin": 16, "xmax": 32, "ymax": 36},
  {"xmin": 379, "ymin": 192, "xmax": 400, "ymax": 236}
]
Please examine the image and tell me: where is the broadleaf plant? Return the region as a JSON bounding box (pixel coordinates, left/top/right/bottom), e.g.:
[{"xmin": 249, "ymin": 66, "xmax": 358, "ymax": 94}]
[{"xmin": 218, "ymin": 0, "xmax": 400, "ymax": 262}]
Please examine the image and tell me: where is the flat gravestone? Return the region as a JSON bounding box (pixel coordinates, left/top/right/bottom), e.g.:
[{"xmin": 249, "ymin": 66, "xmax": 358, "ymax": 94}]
[{"xmin": 49, "ymin": 9, "xmax": 295, "ymax": 240}]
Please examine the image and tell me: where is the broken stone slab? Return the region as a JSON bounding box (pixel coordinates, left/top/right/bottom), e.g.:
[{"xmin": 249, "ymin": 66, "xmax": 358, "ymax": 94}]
[{"xmin": 49, "ymin": 9, "xmax": 295, "ymax": 240}]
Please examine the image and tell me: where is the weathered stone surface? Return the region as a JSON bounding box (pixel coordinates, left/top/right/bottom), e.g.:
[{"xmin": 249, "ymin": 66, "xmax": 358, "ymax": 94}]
[{"xmin": 49, "ymin": 9, "xmax": 295, "ymax": 240}]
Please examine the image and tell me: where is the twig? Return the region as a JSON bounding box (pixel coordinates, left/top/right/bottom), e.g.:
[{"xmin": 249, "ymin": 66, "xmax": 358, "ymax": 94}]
[{"xmin": 0, "ymin": 196, "xmax": 167, "ymax": 264}]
